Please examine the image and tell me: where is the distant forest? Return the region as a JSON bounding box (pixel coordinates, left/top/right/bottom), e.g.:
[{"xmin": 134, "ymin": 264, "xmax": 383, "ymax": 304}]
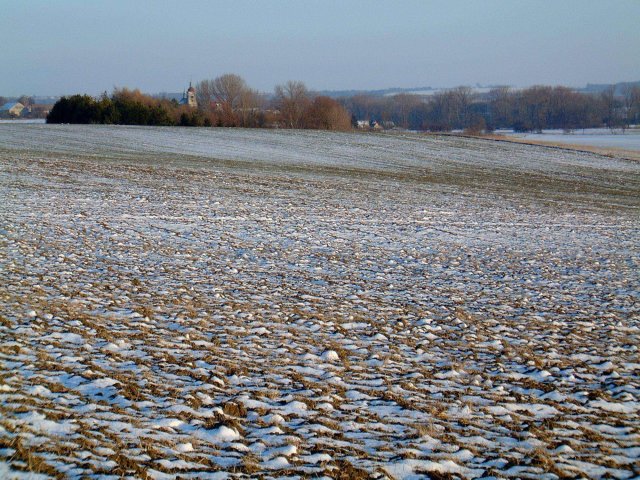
[
  {"xmin": 46, "ymin": 75, "xmax": 640, "ymax": 133},
  {"xmin": 343, "ymin": 84, "xmax": 640, "ymax": 133}
]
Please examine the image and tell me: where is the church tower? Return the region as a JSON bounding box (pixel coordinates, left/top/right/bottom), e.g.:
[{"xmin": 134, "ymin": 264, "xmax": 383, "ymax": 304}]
[
  {"xmin": 180, "ymin": 82, "xmax": 198, "ymax": 108},
  {"xmin": 186, "ymin": 82, "xmax": 197, "ymax": 108}
]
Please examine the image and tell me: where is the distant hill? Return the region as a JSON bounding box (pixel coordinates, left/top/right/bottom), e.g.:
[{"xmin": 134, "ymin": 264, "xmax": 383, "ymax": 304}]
[
  {"xmin": 313, "ymin": 87, "xmax": 435, "ymax": 98},
  {"xmin": 0, "ymin": 96, "xmax": 59, "ymax": 105},
  {"xmin": 8, "ymin": 80, "xmax": 637, "ymax": 104},
  {"xmin": 32, "ymin": 96, "xmax": 59, "ymax": 105},
  {"xmin": 579, "ymin": 81, "xmax": 640, "ymax": 96},
  {"xmin": 314, "ymin": 85, "xmax": 502, "ymax": 99},
  {"xmin": 318, "ymin": 81, "xmax": 640, "ymax": 99}
]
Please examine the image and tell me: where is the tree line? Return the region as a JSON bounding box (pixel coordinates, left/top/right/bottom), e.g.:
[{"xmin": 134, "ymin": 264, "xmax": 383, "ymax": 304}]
[
  {"xmin": 46, "ymin": 74, "xmax": 640, "ymax": 133},
  {"xmin": 342, "ymin": 84, "xmax": 640, "ymax": 133},
  {"xmin": 46, "ymin": 89, "xmax": 204, "ymax": 126},
  {"xmin": 0, "ymin": 95, "xmax": 34, "ymax": 107},
  {"xmin": 47, "ymin": 75, "xmax": 352, "ymax": 131}
]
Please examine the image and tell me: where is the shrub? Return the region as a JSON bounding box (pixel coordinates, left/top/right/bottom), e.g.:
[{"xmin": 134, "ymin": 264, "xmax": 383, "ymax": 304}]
[
  {"xmin": 47, "ymin": 95, "xmax": 101, "ymax": 124},
  {"xmin": 305, "ymin": 96, "xmax": 352, "ymax": 131}
]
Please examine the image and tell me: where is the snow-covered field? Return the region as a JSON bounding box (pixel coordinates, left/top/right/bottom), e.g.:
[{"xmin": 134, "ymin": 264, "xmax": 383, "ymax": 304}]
[
  {"xmin": 0, "ymin": 119, "xmax": 46, "ymax": 124},
  {"xmin": 500, "ymin": 128, "xmax": 640, "ymax": 151},
  {"xmin": 1, "ymin": 124, "xmax": 639, "ymax": 479}
]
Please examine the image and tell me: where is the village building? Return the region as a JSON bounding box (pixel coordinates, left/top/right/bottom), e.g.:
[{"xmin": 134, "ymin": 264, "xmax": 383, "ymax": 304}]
[
  {"xmin": 179, "ymin": 83, "xmax": 198, "ymax": 108},
  {"xmin": 27, "ymin": 104, "xmax": 52, "ymax": 118},
  {"xmin": 355, "ymin": 119, "xmax": 385, "ymax": 131},
  {"xmin": 369, "ymin": 120, "xmax": 384, "ymax": 131},
  {"xmin": 0, "ymin": 102, "xmax": 25, "ymax": 118}
]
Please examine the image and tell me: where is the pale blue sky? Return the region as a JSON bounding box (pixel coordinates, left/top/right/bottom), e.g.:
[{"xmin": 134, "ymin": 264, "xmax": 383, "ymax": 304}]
[{"xmin": 1, "ymin": 0, "xmax": 638, "ymax": 96}]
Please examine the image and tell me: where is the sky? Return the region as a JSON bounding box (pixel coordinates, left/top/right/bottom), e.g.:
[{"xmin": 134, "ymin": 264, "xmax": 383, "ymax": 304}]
[{"xmin": 1, "ymin": 0, "xmax": 639, "ymax": 97}]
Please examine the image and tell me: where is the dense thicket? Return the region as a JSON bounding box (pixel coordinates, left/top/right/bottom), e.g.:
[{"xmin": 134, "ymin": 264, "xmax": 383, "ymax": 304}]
[
  {"xmin": 47, "ymin": 90, "xmax": 182, "ymax": 126},
  {"xmin": 46, "ymin": 95, "xmax": 104, "ymax": 124}
]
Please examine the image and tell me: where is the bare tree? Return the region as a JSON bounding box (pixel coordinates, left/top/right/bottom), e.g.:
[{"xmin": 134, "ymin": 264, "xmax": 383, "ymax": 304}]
[
  {"xmin": 451, "ymin": 86, "xmax": 474, "ymax": 128},
  {"xmin": 488, "ymin": 86, "xmax": 512, "ymax": 129},
  {"xmin": 195, "ymin": 80, "xmax": 213, "ymax": 111},
  {"xmin": 622, "ymin": 85, "xmax": 640, "ymax": 129},
  {"xmin": 17, "ymin": 95, "xmax": 34, "ymax": 106},
  {"xmin": 237, "ymin": 88, "xmax": 265, "ymax": 127},
  {"xmin": 391, "ymin": 94, "xmax": 421, "ymax": 129},
  {"xmin": 274, "ymin": 81, "xmax": 310, "ymax": 129},
  {"xmin": 631, "ymin": 86, "xmax": 640, "ymax": 126},
  {"xmin": 212, "ymin": 74, "xmax": 247, "ymax": 110},
  {"xmin": 197, "ymin": 74, "xmax": 248, "ymax": 112},
  {"xmin": 515, "ymin": 86, "xmax": 553, "ymax": 132},
  {"xmin": 426, "ymin": 91, "xmax": 455, "ymax": 131},
  {"xmin": 600, "ymin": 85, "xmax": 620, "ymax": 130}
]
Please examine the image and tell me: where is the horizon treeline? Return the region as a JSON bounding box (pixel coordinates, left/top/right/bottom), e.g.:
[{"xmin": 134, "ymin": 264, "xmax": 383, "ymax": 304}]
[
  {"xmin": 46, "ymin": 76, "xmax": 352, "ymax": 130},
  {"xmin": 46, "ymin": 88, "xmax": 218, "ymax": 127},
  {"xmin": 47, "ymin": 74, "xmax": 640, "ymax": 133},
  {"xmin": 344, "ymin": 85, "xmax": 640, "ymax": 133}
]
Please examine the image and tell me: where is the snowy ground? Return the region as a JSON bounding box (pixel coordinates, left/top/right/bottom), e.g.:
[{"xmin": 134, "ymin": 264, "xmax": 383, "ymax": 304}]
[
  {"xmin": 499, "ymin": 128, "xmax": 640, "ymax": 151},
  {"xmin": 0, "ymin": 125, "xmax": 639, "ymax": 479},
  {"xmin": 0, "ymin": 119, "xmax": 46, "ymax": 124}
]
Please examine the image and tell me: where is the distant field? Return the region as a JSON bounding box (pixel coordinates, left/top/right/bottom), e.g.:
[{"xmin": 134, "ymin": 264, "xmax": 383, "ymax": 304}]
[
  {"xmin": 1, "ymin": 125, "xmax": 638, "ymax": 479},
  {"xmin": 499, "ymin": 128, "xmax": 640, "ymax": 152},
  {"xmin": 0, "ymin": 119, "xmax": 46, "ymax": 124}
]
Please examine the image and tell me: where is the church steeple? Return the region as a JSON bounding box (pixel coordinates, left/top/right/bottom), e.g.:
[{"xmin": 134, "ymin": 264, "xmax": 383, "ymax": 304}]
[
  {"xmin": 186, "ymin": 82, "xmax": 197, "ymax": 108},
  {"xmin": 180, "ymin": 82, "xmax": 198, "ymax": 108}
]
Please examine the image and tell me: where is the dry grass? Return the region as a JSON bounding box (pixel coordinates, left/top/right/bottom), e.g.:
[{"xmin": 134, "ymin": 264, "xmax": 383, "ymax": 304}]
[
  {"xmin": 6, "ymin": 438, "xmax": 63, "ymax": 479},
  {"xmin": 328, "ymin": 459, "xmax": 372, "ymax": 480}
]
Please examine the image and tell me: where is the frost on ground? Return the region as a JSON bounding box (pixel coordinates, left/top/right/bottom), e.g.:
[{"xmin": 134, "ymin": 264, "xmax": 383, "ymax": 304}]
[
  {"xmin": 502, "ymin": 127, "xmax": 640, "ymax": 152},
  {"xmin": 0, "ymin": 125, "xmax": 639, "ymax": 479}
]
